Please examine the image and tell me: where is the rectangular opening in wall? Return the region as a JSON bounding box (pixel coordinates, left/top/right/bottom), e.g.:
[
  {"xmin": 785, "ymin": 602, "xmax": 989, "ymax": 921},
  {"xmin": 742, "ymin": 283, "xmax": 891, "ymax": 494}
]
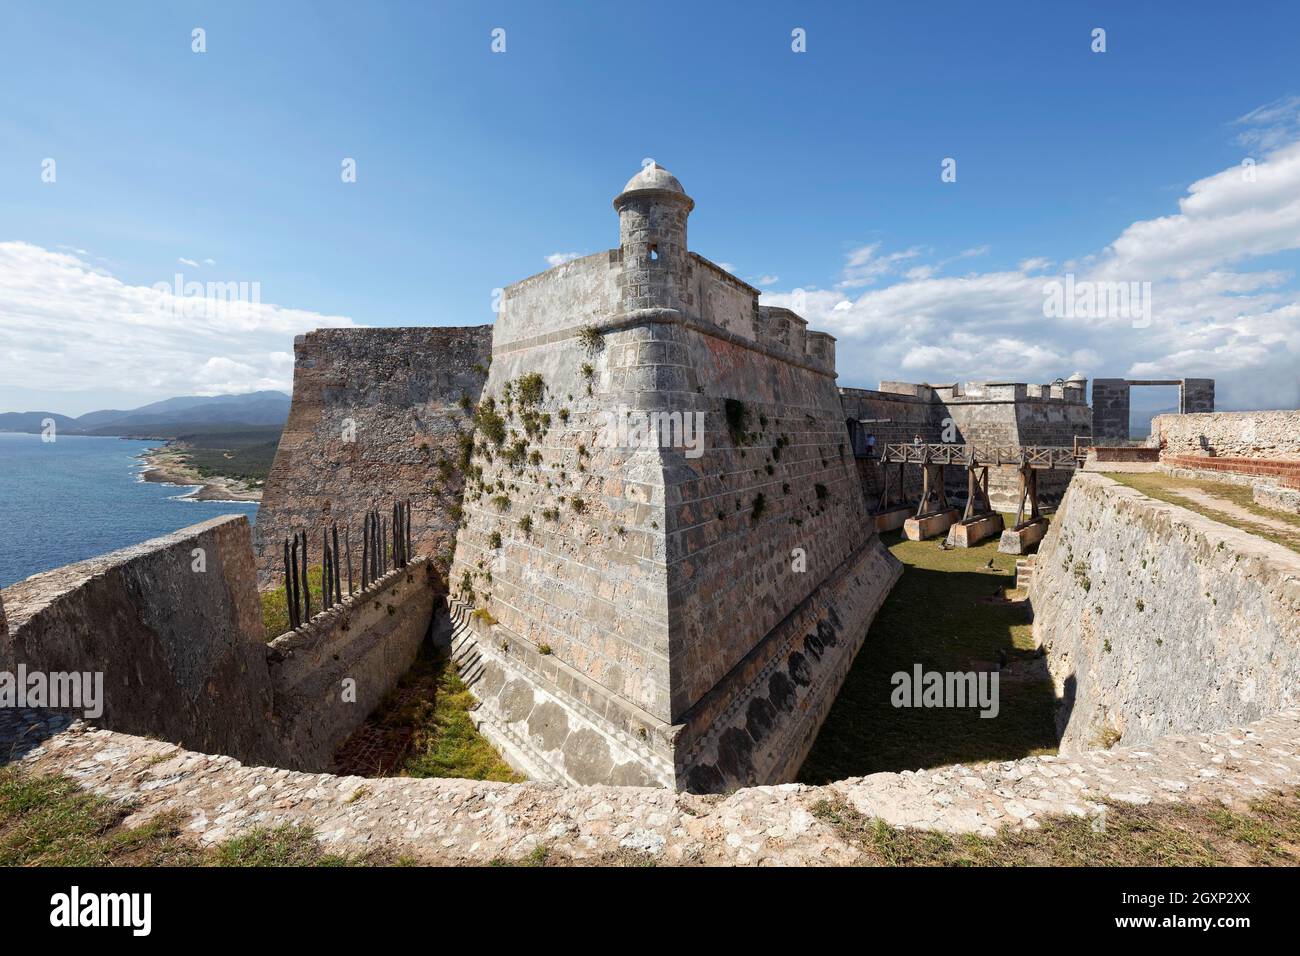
[{"xmin": 649, "ymin": 243, "xmax": 659, "ymax": 261}]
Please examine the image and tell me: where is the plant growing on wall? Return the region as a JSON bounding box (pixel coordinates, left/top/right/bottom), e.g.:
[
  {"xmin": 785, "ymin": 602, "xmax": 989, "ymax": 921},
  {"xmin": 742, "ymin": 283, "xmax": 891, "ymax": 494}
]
[{"xmin": 577, "ymin": 325, "xmax": 605, "ymax": 354}]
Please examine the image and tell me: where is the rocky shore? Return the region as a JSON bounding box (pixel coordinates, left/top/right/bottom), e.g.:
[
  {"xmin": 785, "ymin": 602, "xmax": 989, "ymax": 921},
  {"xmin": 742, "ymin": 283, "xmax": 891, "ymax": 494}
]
[{"xmin": 138, "ymin": 444, "xmax": 262, "ymax": 502}]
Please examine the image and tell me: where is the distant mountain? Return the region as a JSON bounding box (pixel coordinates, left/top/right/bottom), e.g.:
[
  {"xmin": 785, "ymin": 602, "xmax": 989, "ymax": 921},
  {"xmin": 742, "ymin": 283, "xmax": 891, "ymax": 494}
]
[
  {"xmin": 0, "ymin": 391, "xmax": 291, "ymax": 436},
  {"xmin": 0, "ymin": 411, "xmax": 78, "ymax": 433}
]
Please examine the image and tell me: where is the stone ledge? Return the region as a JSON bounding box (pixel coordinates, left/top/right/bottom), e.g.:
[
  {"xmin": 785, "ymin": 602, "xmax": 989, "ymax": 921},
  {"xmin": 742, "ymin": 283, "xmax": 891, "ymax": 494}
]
[{"xmin": 8, "ymin": 706, "xmax": 1300, "ymax": 865}]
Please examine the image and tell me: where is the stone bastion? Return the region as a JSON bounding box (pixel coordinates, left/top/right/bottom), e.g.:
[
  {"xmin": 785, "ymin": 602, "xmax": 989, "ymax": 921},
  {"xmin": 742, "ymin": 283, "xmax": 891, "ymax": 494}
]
[{"xmin": 445, "ymin": 164, "xmax": 901, "ymax": 791}]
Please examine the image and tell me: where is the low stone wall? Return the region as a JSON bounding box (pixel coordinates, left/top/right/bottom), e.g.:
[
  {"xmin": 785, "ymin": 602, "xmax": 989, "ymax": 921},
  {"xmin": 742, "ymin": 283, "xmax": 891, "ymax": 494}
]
[
  {"xmin": 1254, "ymin": 483, "xmax": 1300, "ymax": 515},
  {"xmin": 1092, "ymin": 446, "xmax": 1158, "ymax": 463},
  {"xmin": 11, "ymin": 706, "xmax": 1300, "ymax": 864},
  {"xmin": 0, "ymin": 516, "xmax": 282, "ymax": 766},
  {"xmin": 1161, "ymin": 454, "xmax": 1300, "ymax": 489},
  {"xmin": 267, "ymin": 558, "xmax": 436, "ymax": 771},
  {"xmin": 1152, "ymin": 410, "xmax": 1300, "ymax": 459},
  {"xmin": 1031, "ymin": 473, "xmax": 1300, "ymax": 751}
]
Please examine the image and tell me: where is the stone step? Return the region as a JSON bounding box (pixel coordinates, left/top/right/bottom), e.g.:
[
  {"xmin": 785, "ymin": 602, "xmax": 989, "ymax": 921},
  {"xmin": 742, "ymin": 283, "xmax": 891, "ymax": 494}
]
[{"xmin": 1015, "ymin": 557, "xmax": 1036, "ymax": 590}]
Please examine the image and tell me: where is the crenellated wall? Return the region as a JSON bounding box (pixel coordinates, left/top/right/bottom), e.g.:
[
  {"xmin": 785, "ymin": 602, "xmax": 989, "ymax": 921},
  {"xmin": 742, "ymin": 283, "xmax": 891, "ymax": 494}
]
[{"xmin": 838, "ymin": 380, "xmax": 1091, "ymax": 510}]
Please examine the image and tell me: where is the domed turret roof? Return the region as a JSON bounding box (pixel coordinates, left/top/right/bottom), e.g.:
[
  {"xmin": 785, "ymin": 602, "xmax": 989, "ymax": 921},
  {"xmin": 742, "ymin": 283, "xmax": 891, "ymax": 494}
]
[{"xmin": 620, "ymin": 161, "xmax": 686, "ymax": 195}]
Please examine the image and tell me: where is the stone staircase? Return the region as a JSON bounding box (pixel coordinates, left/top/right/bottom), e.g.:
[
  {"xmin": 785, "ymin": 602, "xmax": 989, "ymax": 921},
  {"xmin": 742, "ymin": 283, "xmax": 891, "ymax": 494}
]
[{"xmin": 1014, "ymin": 556, "xmax": 1035, "ymax": 591}]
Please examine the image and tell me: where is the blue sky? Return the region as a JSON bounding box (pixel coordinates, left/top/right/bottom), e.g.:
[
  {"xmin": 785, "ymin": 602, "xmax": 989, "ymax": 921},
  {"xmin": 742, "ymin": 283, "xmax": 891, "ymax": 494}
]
[{"xmin": 1, "ymin": 1, "xmax": 1298, "ymax": 415}]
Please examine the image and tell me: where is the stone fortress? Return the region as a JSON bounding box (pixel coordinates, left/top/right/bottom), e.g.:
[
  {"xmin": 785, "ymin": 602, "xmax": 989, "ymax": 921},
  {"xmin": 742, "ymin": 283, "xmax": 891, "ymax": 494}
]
[
  {"xmin": 444, "ymin": 162, "xmax": 899, "ymax": 790},
  {"xmin": 3, "ymin": 162, "xmax": 1299, "ymax": 862}
]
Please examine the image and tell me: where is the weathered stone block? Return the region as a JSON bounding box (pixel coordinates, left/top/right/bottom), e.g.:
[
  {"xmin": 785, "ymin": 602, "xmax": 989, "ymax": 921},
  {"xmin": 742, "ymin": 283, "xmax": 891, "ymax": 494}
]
[
  {"xmin": 998, "ymin": 517, "xmax": 1049, "ymax": 554},
  {"xmin": 945, "ymin": 512, "xmax": 1004, "ymax": 547},
  {"xmin": 903, "ymin": 508, "xmax": 959, "ymax": 541}
]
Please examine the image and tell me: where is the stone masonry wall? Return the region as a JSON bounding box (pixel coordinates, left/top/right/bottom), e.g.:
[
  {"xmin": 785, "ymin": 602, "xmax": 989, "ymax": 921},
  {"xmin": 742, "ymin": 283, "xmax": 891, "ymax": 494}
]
[
  {"xmin": 448, "ymin": 198, "xmax": 898, "ymax": 790},
  {"xmin": 13, "ymin": 706, "xmax": 1300, "ymax": 863},
  {"xmin": 267, "ymin": 558, "xmax": 436, "ymax": 771},
  {"xmin": 254, "ymin": 326, "xmax": 493, "ymax": 585},
  {"xmin": 0, "ymin": 516, "xmax": 282, "ymax": 766},
  {"xmin": 1151, "ymin": 410, "xmax": 1300, "ymax": 460},
  {"xmin": 1032, "ymin": 473, "xmax": 1300, "ymax": 751},
  {"xmin": 838, "ymin": 383, "xmax": 1090, "ymax": 511}
]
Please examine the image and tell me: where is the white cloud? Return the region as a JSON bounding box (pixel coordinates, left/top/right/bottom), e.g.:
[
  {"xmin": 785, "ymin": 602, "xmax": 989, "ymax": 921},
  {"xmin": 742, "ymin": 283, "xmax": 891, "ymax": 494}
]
[
  {"xmin": 203, "ymin": 257, "xmax": 216, "ymax": 266},
  {"xmin": 838, "ymin": 243, "xmax": 924, "ymax": 289},
  {"xmin": 545, "ymin": 251, "xmax": 584, "ymax": 267},
  {"xmin": 1232, "ymin": 93, "xmax": 1300, "ymax": 153},
  {"xmin": 178, "ymin": 257, "xmax": 200, "ymax": 267},
  {"xmin": 0, "ymin": 242, "xmax": 356, "ymax": 405},
  {"xmin": 757, "ymin": 274, "xmax": 780, "ymax": 286},
  {"xmin": 763, "ymin": 137, "xmax": 1300, "ymax": 411}
]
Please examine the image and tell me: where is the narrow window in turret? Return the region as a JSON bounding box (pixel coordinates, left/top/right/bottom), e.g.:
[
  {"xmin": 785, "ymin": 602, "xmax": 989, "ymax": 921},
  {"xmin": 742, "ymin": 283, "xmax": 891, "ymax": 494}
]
[{"xmin": 649, "ymin": 244, "xmax": 659, "ymax": 261}]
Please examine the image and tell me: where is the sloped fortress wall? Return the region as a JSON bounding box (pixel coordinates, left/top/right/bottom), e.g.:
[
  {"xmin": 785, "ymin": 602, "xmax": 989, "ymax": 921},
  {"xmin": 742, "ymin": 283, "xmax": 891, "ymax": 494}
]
[
  {"xmin": 1031, "ymin": 473, "xmax": 1300, "ymax": 751},
  {"xmin": 254, "ymin": 326, "xmax": 493, "ymax": 584},
  {"xmin": 0, "ymin": 516, "xmax": 283, "ymax": 765},
  {"xmin": 449, "ymin": 164, "xmax": 900, "ymax": 791}
]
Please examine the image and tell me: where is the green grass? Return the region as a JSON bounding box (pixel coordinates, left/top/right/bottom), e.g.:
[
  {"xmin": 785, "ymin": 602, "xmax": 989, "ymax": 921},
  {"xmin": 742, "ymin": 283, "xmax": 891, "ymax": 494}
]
[
  {"xmin": 363, "ymin": 646, "xmax": 523, "ymax": 782},
  {"xmin": 1105, "ymin": 471, "xmax": 1300, "ymax": 554},
  {"xmin": 12, "ymin": 759, "xmax": 1299, "ymax": 867},
  {"xmin": 811, "ymin": 788, "xmax": 1300, "ymax": 866},
  {"xmin": 260, "ymin": 565, "xmax": 325, "ymax": 639},
  {"xmin": 185, "ymin": 441, "xmax": 279, "ymax": 483},
  {"xmin": 0, "ymin": 766, "xmax": 377, "ymax": 866},
  {"xmin": 798, "ymin": 515, "xmax": 1057, "ymax": 783}
]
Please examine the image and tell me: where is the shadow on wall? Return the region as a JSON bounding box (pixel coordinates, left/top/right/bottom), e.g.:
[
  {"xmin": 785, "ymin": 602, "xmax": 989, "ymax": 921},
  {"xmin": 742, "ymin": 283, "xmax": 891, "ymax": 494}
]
[
  {"xmin": 0, "ymin": 515, "xmax": 437, "ymax": 772},
  {"xmin": 797, "ymin": 550, "xmax": 1059, "ymax": 783}
]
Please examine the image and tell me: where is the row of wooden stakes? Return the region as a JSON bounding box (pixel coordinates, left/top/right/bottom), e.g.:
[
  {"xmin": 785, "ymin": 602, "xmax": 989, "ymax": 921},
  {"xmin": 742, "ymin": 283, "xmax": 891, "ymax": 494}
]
[{"xmin": 282, "ymin": 500, "xmax": 415, "ymax": 630}]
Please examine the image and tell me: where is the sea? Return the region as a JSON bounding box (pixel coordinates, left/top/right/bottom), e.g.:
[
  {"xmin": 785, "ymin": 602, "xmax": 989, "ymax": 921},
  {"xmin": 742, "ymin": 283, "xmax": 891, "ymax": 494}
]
[{"xmin": 0, "ymin": 433, "xmax": 259, "ymax": 589}]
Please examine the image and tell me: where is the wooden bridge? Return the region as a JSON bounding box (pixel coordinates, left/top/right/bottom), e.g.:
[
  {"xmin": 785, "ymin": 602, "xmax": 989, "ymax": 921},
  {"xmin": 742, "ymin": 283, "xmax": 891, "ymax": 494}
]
[{"xmin": 862, "ymin": 442, "xmax": 1089, "ymax": 546}]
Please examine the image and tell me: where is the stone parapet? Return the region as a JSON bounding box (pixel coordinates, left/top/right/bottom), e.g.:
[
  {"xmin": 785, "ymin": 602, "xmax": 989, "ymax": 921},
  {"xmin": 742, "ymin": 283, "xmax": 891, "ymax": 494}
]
[{"xmin": 12, "ymin": 706, "xmax": 1300, "ymax": 863}]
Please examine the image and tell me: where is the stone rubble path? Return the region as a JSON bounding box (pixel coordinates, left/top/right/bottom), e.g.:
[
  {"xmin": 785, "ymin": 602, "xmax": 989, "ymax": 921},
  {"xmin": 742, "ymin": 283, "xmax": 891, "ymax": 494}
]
[
  {"xmin": 6, "ymin": 707, "xmax": 1300, "ymax": 865},
  {"xmin": 1169, "ymin": 486, "xmax": 1299, "ymax": 537}
]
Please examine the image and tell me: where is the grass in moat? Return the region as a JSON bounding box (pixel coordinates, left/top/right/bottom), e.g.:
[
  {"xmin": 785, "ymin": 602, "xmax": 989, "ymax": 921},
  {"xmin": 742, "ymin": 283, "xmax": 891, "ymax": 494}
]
[
  {"xmin": 1104, "ymin": 470, "xmax": 1300, "ymax": 555},
  {"xmin": 797, "ymin": 514, "xmax": 1058, "ymax": 784},
  {"xmin": 808, "ymin": 789, "xmax": 1300, "ymax": 866},
  {"xmin": 261, "ymin": 567, "xmax": 517, "ymax": 779},
  {"xmin": 0, "ymin": 766, "xmax": 383, "ymax": 866},
  {"xmin": 374, "ymin": 646, "xmax": 523, "ymax": 783}
]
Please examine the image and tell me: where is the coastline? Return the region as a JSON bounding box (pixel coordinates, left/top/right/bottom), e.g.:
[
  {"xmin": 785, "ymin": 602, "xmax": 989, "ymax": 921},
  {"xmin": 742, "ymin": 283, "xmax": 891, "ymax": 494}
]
[{"xmin": 137, "ymin": 442, "xmax": 263, "ymax": 503}]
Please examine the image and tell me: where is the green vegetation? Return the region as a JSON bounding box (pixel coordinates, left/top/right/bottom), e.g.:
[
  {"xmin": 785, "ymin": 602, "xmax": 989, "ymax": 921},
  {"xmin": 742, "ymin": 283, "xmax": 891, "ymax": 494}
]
[
  {"xmin": 388, "ymin": 650, "xmax": 523, "ymax": 782},
  {"xmin": 515, "ymin": 372, "xmax": 546, "ymax": 405},
  {"xmin": 0, "ymin": 767, "xmax": 376, "ymax": 866},
  {"xmin": 811, "ymin": 788, "xmax": 1300, "ymax": 866},
  {"xmin": 473, "ymin": 396, "xmax": 507, "ymax": 446},
  {"xmin": 151, "ymin": 426, "xmax": 283, "ymax": 484},
  {"xmin": 798, "ymin": 517, "xmax": 1057, "ymax": 783},
  {"xmin": 260, "ymin": 565, "xmax": 325, "ymax": 639},
  {"xmin": 1105, "ymin": 471, "xmax": 1300, "ymax": 554},
  {"xmin": 576, "ymin": 325, "xmax": 605, "ymax": 353}
]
